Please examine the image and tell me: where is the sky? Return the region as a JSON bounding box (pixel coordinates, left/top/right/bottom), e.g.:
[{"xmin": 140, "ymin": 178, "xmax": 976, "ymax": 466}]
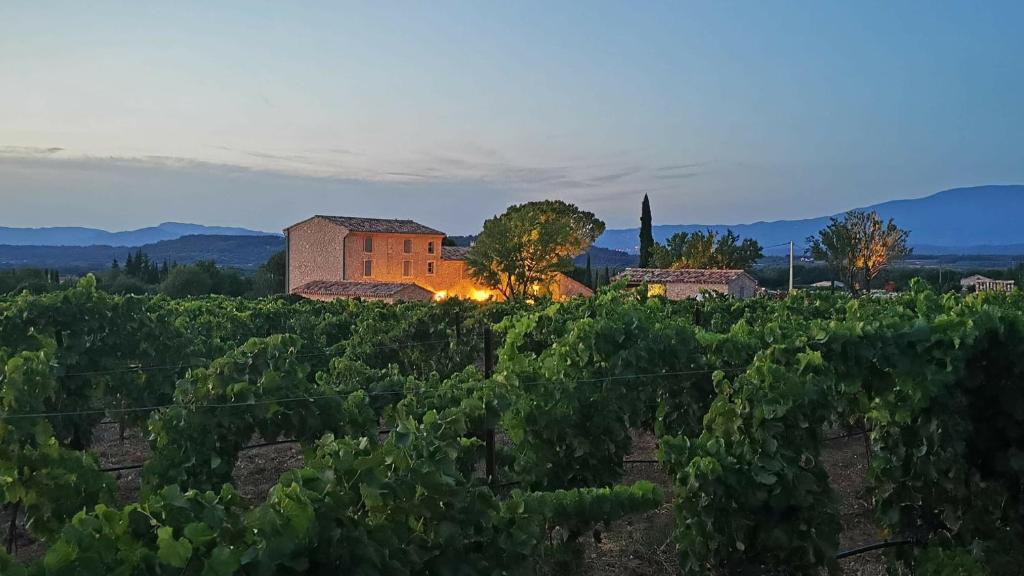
[{"xmin": 1, "ymin": 1, "xmax": 1022, "ymax": 234}]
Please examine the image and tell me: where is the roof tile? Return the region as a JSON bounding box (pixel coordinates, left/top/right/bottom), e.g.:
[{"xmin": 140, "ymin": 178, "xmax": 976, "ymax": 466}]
[
  {"xmin": 613, "ymin": 268, "xmax": 751, "ymax": 285},
  {"xmin": 293, "ymin": 280, "xmax": 432, "ymax": 298},
  {"xmin": 441, "ymin": 246, "xmax": 470, "ymax": 260},
  {"xmin": 318, "ymin": 216, "xmax": 443, "ymax": 235}
]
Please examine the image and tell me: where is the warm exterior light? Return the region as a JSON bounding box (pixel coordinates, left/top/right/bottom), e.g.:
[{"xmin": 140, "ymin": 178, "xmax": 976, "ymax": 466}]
[
  {"xmin": 433, "ymin": 290, "xmax": 448, "ymax": 301},
  {"xmin": 470, "ymin": 289, "xmax": 492, "ymax": 302}
]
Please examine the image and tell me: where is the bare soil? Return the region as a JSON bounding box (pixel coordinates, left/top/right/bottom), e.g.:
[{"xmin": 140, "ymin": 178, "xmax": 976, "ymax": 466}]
[{"xmin": 577, "ymin": 430, "xmax": 888, "ymax": 575}]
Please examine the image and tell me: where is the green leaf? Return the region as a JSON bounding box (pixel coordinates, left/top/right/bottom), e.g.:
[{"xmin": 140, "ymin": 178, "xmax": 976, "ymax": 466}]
[{"xmin": 157, "ymin": 526, "xmax": 193, "ymax": 568}]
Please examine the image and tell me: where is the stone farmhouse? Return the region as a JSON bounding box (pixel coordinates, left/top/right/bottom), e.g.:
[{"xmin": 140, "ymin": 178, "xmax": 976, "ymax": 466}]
[
  {"xmin": 613, "ymin": 268, "xmax": 759, "ymax": 300},
  {"xmin": 285, "ymin": 215, "xmax": 592, "ymax": 303}
]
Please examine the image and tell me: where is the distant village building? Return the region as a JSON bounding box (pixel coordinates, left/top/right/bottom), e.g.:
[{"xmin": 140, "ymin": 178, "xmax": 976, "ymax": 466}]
[
  {"xmin": 960, "ymin": 274, "xmax": 1016, "ymax": 293},
  {"xmin": 613, "ymin": 268, "xmax": 759, "ymax": 300},
  {"xmin": 284, "ymin": 215, "xmax": 592, "ymax": 302}
]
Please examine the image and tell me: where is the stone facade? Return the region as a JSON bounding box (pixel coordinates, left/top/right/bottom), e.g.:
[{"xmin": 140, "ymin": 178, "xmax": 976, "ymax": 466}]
[
  {"xmin": 285, "ymin": 216, "xmax": 345, "ymax": 293},
  {"xmin": 615, "ymin": 268, "xmax": 759, "ymax": 300},
  {"xmin": 286, "ymin": 215, "xmax": 593, "ymax": 302}
]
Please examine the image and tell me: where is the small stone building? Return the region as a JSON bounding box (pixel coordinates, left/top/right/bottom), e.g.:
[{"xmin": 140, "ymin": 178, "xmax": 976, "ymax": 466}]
[
  {"xmin": 613, "ymin": 268, "xmax": 759, "ymax": 300},
  {"xmin": 960, "ymin": 274, "xmax": 1016, "ymax": 293},
  {"xmin": 284, "ymin": 215, "xmax": 593, "ymax": 302},
  {"xmin": 292, "ymin": 280, "xmax": 434, "ymax": 303}
]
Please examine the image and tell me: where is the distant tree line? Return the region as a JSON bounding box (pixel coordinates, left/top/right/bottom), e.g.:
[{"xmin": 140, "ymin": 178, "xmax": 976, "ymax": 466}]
[
  {"xmin": 101, "ymin": 249, "xmax": 286, "ymax": 297},
  {"xmin": 0, "ymin": 268, "xmax": 62, "ymax": 294},
  {"xmin": 0, "ymin": 250, "xmax": 286, "ymax": 298}
]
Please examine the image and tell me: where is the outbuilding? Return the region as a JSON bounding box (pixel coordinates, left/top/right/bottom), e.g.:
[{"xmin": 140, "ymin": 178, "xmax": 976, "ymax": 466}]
[{"xmin": 613, "ymin": 268, "xmax": 759, "ymax": 299}]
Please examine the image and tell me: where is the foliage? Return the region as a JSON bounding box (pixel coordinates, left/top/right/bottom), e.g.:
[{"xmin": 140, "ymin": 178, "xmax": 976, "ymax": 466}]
[
  {"xmin": 160, "ymin": 260, "xmax": 251, "ymax": 298},
  {"xmin": 142, "ymin": 335, "xmax": 376, "ymax": 494},
  {"xmin": 639, "ymin": 193, "xmax": 655, "ymax": 268},
  {"xmin": 2, "ymin": 275, "xmax": 1024, "ymax": 575},
  {"xmin": 649, "ymin": 229, "xmax": 763, "ymax": 270},
  {"xmin": 497, "ymin": 289, "xmax": 709, "ymax": 490},
  {"xmin": 250, "ymin": 250, "xmax": 286, "ymax": 296},
  {"xmin": 807, "ymin": 210, "xmax": 911, "ymax": 292},
  {"xmin": 660, "ymin": 346, "xmax": 841, "ymax": 575},
  {"xmin": 466, "ymin": 200, "xmax": 605, "ymax": 299},
  {"xmin": 0, "ymin": 346, "xmax": 114, "ymax": 541},
  {"xmin": 34, "ymin": 406, "xmax": 660, "ymax": 575},
  {"xmin": 0, "ymin": 268, "xmax": 64, "ymax": 295}
]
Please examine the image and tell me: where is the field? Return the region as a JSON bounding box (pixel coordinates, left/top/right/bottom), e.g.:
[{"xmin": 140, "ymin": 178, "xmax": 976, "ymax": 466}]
[{"xmin": 0, "ymin": 276, "xmax": 1022, "ymax": 575}]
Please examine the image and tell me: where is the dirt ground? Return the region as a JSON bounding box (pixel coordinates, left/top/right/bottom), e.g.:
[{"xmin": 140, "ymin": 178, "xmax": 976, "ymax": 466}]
[
  {"xmin": 4, "ymin": 424, "xmax": 889, "ymax": 574},
  {"xmin": 576, "ymin": 430, "xmax": 888, "ymax": 576}
]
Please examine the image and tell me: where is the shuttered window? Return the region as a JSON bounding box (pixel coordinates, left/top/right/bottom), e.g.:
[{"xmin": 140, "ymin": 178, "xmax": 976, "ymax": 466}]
[
  {"xmin": 403, "ymin": 260, "xmax": 412, "ymax": 277},
  {"xmin": 363, "ymin": 260, "xmax": 373, "ymax": 277}
]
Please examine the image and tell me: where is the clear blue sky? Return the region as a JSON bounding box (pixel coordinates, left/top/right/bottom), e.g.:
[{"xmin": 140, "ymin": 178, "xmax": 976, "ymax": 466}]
[{"xmin": 1, "ymin": 1, "xmax": 1022, "ymax": 233}]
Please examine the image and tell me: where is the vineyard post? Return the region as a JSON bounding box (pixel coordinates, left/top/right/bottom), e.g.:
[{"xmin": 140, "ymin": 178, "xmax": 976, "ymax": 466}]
[{"xmin": 484, "ymin": 324, "xmax": 496, "ymax": 486}]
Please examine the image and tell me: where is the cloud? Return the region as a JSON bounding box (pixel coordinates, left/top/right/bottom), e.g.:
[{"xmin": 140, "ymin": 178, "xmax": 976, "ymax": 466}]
[
  {"xmin": 653, "ymin": 171, "xmax": 702, "ymax": 181},
  {"xmin": 0, "ymin": 146, "xmax": 65, "ymax": 156},
  {"xmin": 655, "ymin": 162, "xmax": 707, "ymax": 172}
]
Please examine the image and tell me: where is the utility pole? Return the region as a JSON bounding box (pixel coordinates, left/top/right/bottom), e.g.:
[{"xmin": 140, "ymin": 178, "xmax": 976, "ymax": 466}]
[{"xmin": 789, "ymin": 241, "xmax": 795, "ymax": 292}]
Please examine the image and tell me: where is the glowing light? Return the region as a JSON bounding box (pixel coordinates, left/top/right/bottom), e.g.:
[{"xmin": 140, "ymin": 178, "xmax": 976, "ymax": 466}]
[
  {"xmin": 433, "ymin": 290, "xmax": 448, "ymax": 301},
  {"xmin": 470, "ymin": 289, "xmax": 492, "ymax": 302},
  {"xmin": 647, "ymin": 283, "xmax": 666, "ymax": 297}
]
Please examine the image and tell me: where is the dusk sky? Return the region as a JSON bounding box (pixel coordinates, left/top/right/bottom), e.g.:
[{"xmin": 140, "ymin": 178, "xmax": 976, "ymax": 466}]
[{"xmin": 2, "ymin": 1, "xmax": 1022, "ymax": 234}]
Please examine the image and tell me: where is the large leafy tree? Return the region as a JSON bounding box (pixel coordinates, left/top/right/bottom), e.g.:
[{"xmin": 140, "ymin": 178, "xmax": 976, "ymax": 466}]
[
  {"xmin": 466, "ymin": 200, "xmax": 605, "ymax": 299},
  {"xmin": 649, "ymin": 229, "xmax": 763, "ymax": 270},
  {"xmin": 806, "ymin": 210, "xmax": 911, "ymax": 293},
  {"xmin": 639, "ymin": 194, "xmax": 655, "ymax": 268}
]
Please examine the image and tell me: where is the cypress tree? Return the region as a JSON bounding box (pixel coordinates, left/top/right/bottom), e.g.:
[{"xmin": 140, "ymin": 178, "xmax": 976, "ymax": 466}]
[
  {"xmin": 585, "ymin": 253, "xmax": 593, "ymax": 288},
  {"xmin": 639, "ymin": 194, "xmax": 654, "ymax": 268}
]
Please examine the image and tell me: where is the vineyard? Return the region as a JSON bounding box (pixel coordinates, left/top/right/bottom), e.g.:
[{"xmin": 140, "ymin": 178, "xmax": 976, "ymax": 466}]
[{"xmin": 0, "ymin": 275, "xmax": 1022, "ymax": 575}]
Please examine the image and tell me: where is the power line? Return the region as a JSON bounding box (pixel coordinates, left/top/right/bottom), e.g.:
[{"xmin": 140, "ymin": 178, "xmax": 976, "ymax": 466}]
[
  {"xmin": 0, "ymin": 367, "xmax": 745, "ymax": 422},
  {"xmin": 59, "ymin": 334, "xmax": 479, "ymax": 378}
]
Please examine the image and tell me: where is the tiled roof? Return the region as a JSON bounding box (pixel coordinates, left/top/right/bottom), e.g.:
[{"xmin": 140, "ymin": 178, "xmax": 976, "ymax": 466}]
[
  {"xmin": 441, "ymin": 246, "xmax": 471, "ymax": 260},
  {"xmin": 318, "ymin": 216, "xmax": 444, "ymax": 235},
  {"xmin": 293, "ymin": 280, "xmax": 431, "ymax": 298},
  {"xmin": 613, "ymin": 268, "xmax": 752, "ymax": 285}
]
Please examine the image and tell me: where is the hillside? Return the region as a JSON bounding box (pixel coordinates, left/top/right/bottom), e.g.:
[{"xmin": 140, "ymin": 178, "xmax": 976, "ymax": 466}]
[
  {"xmin": 0, "ymin": 234, "xmax": 284, "ymax": 272},
  {"xmin": 597, "ymin": 185, "xmax": 1024, "ymax": 254},
  {"xmin": 0, "ymin": 222, "xmax": 278, "ymax": 247}
]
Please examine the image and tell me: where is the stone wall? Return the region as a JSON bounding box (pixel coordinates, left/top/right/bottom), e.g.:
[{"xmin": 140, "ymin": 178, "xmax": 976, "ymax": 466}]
[{"xmin": 286, "ymin": 217, "xmax": 345, "ymax": 293}]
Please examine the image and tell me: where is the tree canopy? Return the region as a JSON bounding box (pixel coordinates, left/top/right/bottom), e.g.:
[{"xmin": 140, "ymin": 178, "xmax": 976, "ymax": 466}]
[
  {"xmin": 806, "ymin": 210, "xmax": 911, "ymax": 293},
  {"xmin": 251, "ymin": 250, "xmax": 286, "ymax": 296},
  {"xmin": 466, "ymin": 200, "xmax": 605, "ymax": 299},
  {"xmin": 649, "ymin": 229, "xmax": 763, "ymax": 270}
]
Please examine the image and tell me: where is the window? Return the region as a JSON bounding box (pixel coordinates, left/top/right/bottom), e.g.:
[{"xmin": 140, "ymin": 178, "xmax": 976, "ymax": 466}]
[
  {"xmin": 402, "ymin": 260, "xmax": 412, "ymax": 277},
  {"xmin": 426, "ymin": 261, "xmax": 435, "ymax": 275},
  {"xmin": 403, "ymin": 239, "xmax": 412, "ymax": 253},
  {"xmin": 363, "ymin": 236, "xmax": 373, "ymax": 253},
  {"xmin": 363, "ymin": 259, "xmax": 373, "ymax": 277},
  {"xmin": 427, "ymin": 240, "xmax": 435, "ymax": 255}
]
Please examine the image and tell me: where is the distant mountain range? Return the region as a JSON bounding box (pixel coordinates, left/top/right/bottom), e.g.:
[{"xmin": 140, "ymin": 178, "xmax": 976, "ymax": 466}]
[
  {"xmin": 0, "ymin": 222, "xmax": 277, "ymax": 247},
  {"xmin": 597, "ymin": 185, "xmax": 1024, "ymax": 255},
  {"xmin": 0, "ymin": 235, "xmax": 284, "ymax": 271}
]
